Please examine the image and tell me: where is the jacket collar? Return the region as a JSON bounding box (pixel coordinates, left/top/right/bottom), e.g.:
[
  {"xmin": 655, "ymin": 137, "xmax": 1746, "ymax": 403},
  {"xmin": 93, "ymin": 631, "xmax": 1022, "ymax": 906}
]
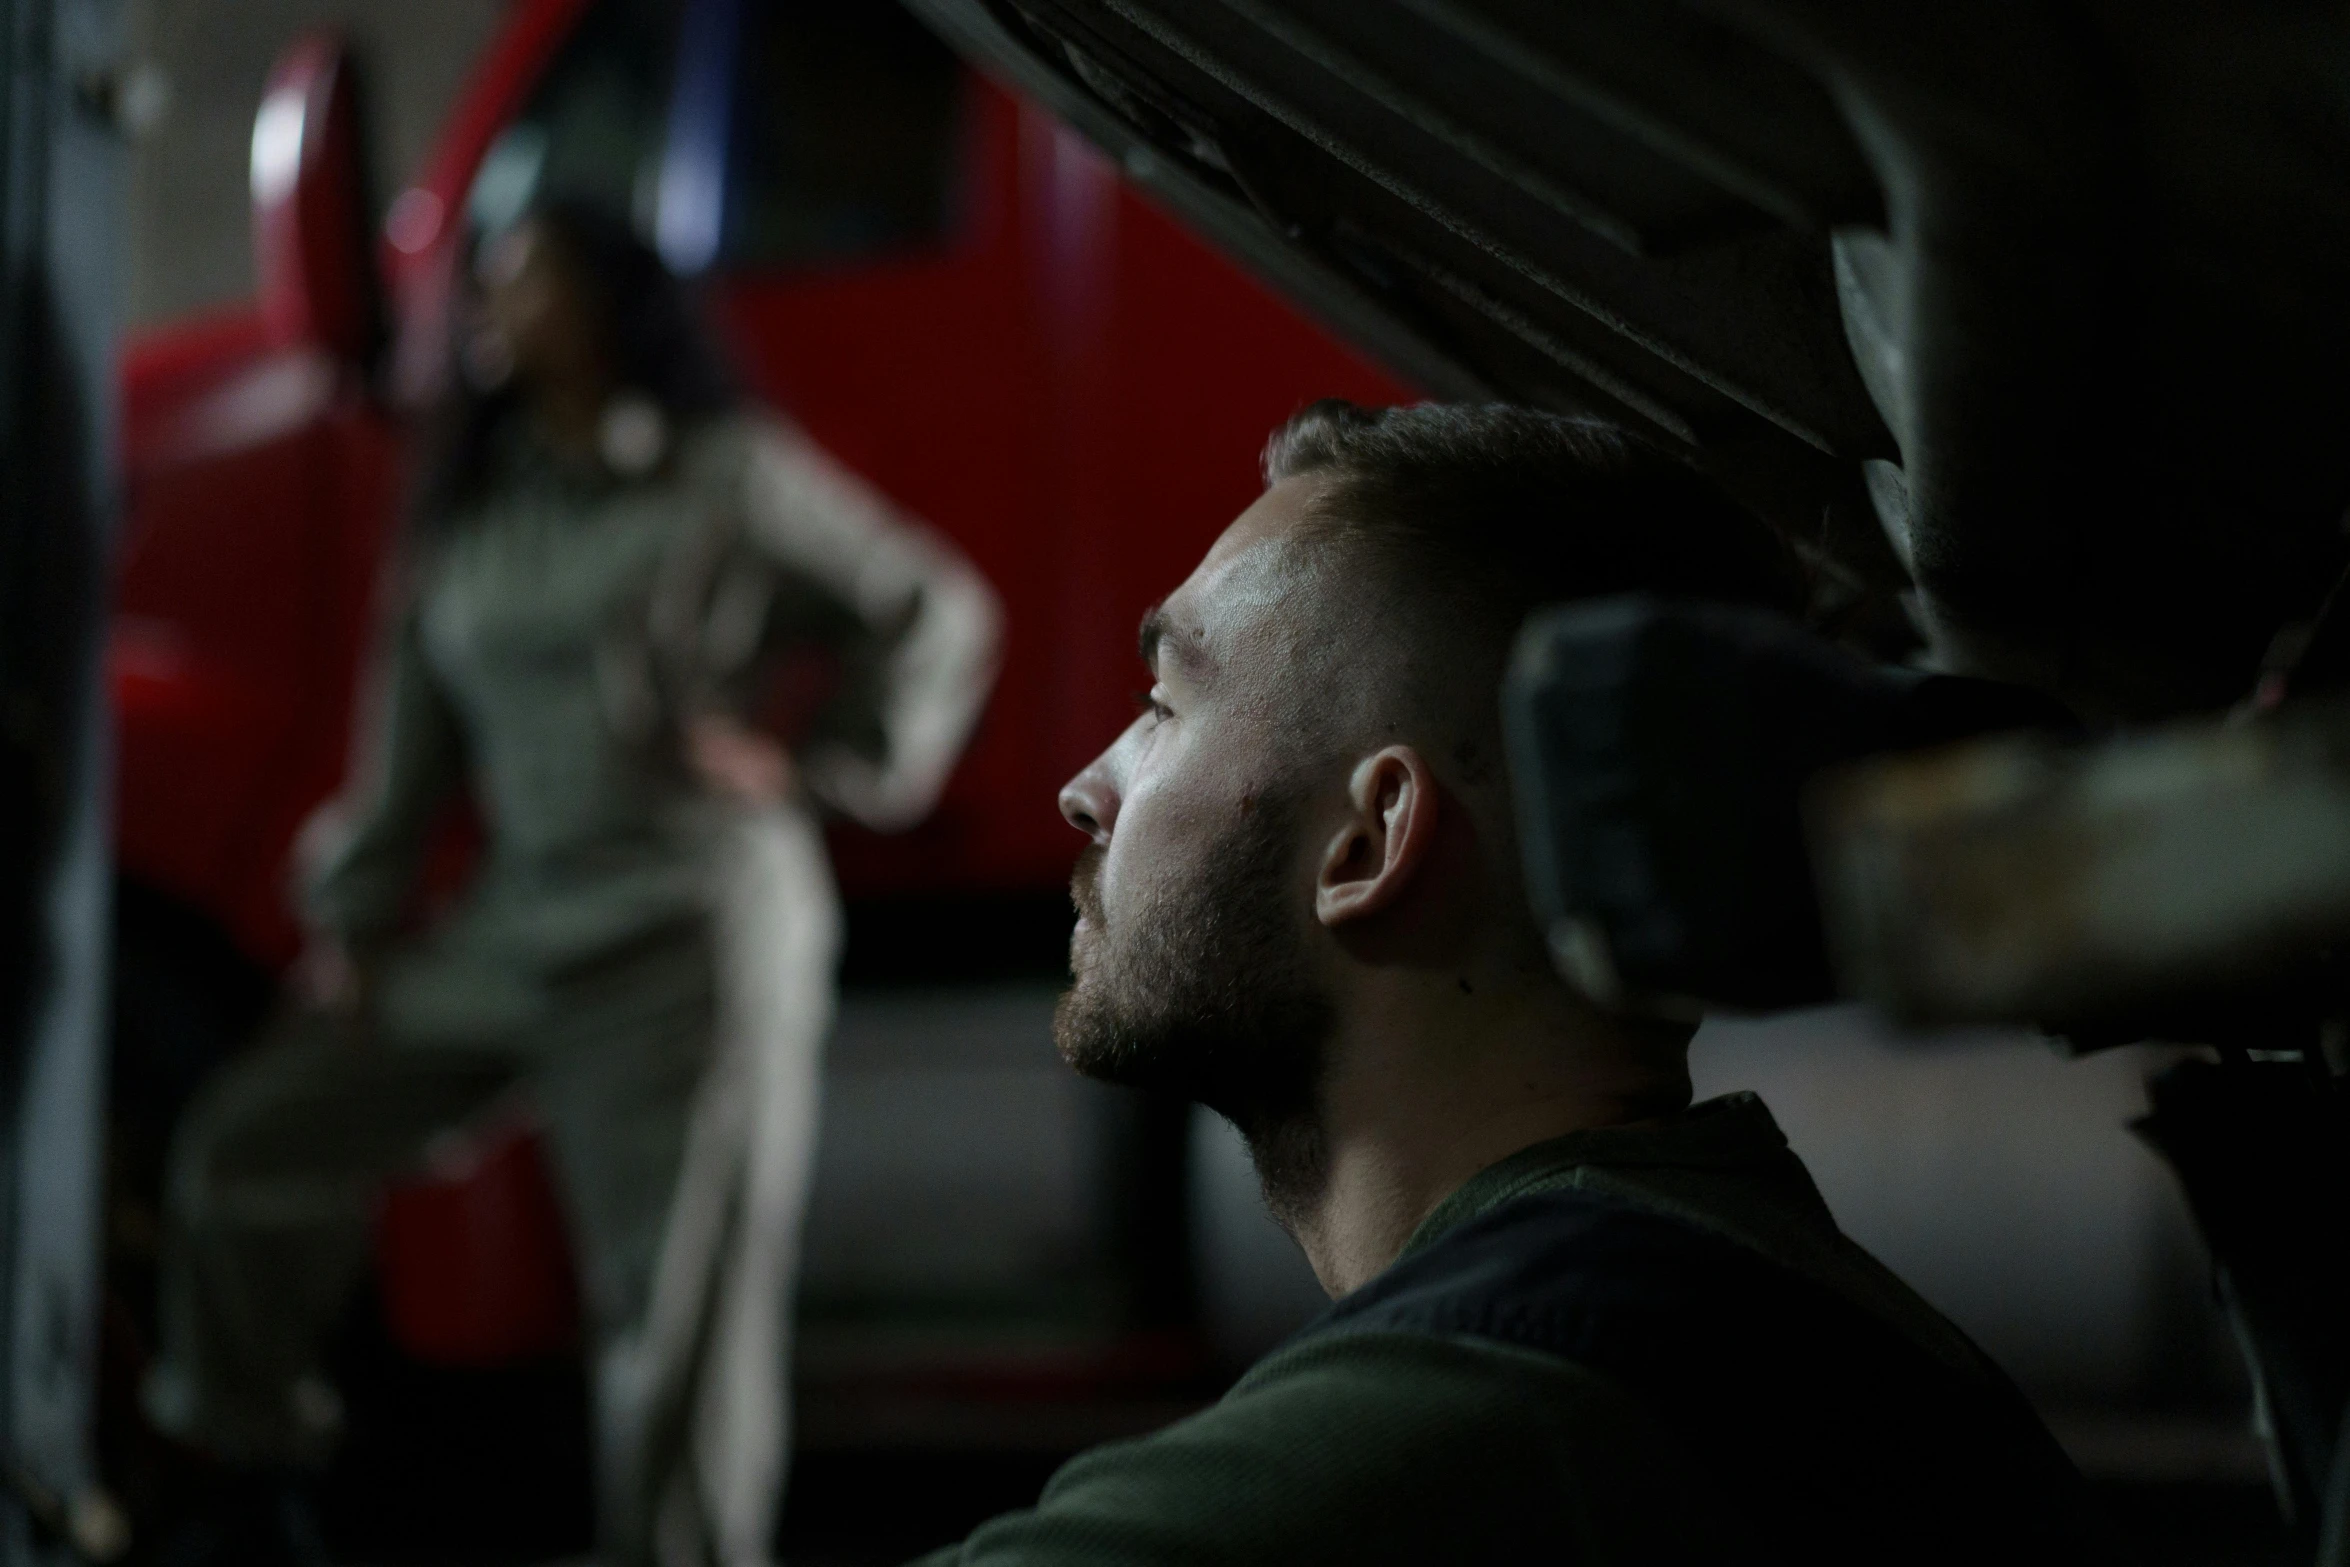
[{"xmin": 1399, "ymin": 1091, "xmax": 1817, "ymax": 1263}]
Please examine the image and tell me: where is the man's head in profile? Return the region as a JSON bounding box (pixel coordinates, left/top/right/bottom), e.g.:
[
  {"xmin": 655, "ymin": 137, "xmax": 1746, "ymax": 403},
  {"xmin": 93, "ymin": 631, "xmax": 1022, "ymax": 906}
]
[
  {"xmin": 1052, "ymin": 400, "xmax": 1802, "ymax": 1290},
  {"xmin": 941, "ymin": 402, "xmax": 2103, "ymax": 1566}
]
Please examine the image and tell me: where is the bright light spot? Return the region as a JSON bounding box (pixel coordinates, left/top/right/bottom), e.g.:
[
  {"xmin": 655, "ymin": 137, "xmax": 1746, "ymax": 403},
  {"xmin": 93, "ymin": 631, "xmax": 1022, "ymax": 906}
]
[
  {"xmin": 384, "ymin": 187, "xmax": 444, "ymax": 254},
  {"xmin": 249, "ymin": 85, "xmax": 308, "ymax": 207},
  {"xmin": 117, "ymin": 61, "xmax": 171, "ymax": 138},
  {"xmin": 656, "ymin": 150, "xmax": 724, "ymax": 276},
  {"xmin": 465, "ymin": 124, "xmax": 548, "ymax": 236}
]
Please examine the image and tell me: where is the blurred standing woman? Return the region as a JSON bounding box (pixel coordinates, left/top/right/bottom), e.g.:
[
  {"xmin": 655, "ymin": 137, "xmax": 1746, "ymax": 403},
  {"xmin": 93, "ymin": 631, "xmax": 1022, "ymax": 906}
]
[{"xmin": 145, "ymin": 201, "xmax": 1000, "ymax": 1566}]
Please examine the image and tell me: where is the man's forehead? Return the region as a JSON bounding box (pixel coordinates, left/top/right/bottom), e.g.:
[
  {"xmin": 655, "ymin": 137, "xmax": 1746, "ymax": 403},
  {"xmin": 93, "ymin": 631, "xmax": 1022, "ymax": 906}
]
[
  {"xmin": 1146, "ymin": 477, "xmax": 1331, "ymax": 673},
  {"xmin": 1208, "ymin": 472, "xmax": 1328, "ymax": 568}
]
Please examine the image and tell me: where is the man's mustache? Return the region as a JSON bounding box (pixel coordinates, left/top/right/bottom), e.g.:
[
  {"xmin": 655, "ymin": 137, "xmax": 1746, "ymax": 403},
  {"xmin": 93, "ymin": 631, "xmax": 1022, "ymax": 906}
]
[{"xmin": 1071, "ymin": 844, "xmax": 1106, "ymax": 927}]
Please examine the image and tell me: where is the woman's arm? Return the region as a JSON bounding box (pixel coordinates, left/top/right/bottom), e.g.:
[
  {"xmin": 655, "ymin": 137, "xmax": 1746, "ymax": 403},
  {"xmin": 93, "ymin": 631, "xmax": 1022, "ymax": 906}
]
[
  {"xmin": 734, "ymin": 422, "xmax": 1003, "ymax": 830},
  {"xmin": 298, "ymin": 607, "xmax": 469, "ymax": 945}
]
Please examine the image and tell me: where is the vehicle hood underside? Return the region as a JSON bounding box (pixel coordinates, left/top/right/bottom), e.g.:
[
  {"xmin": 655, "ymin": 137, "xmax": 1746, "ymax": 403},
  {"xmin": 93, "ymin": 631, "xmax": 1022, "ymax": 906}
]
[{"xmin": 908, "ymin": 0, "xmax": 2350, "ymax": 722}]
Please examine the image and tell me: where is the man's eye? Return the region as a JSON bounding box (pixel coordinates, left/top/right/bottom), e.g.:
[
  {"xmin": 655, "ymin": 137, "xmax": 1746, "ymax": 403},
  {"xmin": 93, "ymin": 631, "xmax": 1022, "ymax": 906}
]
[{"xmin": 1132, "ymin": 690, "xmax": 1174, "ymax": 723}]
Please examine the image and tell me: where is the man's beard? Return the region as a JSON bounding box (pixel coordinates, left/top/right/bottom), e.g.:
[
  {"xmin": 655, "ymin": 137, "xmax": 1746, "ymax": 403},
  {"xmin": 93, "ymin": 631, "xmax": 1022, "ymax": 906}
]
[{"xmin": 1055, "ymin": 799, "xmax": 1335, "ymax": 1228}]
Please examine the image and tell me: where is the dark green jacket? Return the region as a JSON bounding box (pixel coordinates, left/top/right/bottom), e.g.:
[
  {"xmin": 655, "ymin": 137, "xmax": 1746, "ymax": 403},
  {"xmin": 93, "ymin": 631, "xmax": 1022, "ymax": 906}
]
[{"xmin": 912, "ymin": 1092, "xmax": 2106, "ymax": 1565}]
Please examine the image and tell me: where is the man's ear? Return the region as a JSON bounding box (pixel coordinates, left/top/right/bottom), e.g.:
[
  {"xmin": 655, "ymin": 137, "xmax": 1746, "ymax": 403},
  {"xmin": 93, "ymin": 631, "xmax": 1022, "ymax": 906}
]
[{"xmin": 1315, "ymin": 745, "xmax": 1439, "ymax": 928}]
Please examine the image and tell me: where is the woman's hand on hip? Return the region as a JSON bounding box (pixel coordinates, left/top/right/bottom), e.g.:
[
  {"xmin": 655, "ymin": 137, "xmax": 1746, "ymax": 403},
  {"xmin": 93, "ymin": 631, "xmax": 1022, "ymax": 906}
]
[
  {"xmin": 293, "ymin": 935, "xmax": 380, "ymax": 1036},
  {"xmin": 686, "ymin": 712, "xmax": 797, "ymax": 808}
]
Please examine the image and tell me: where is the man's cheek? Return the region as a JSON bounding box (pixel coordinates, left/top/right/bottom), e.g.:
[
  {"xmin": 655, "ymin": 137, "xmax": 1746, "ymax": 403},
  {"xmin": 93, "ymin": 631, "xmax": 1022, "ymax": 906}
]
[
  {"xmin": 1111, "ymin": 785, "xmax": 1216, "ymax": 910},
  {"xmin": 1095, "ymin": 807, "xmax": 1148, "ymax": 911}
]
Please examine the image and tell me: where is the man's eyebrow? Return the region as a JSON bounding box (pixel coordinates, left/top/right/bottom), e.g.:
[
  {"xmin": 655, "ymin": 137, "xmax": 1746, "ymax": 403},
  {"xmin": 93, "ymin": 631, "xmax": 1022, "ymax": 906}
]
[
  {"xmin": 1138, "ymin": 602, "xmax": 1213, "ymax": 681},
  {"xmin": 1138, "ymin": 602, "xmax": 1166, "ymax": 670}
]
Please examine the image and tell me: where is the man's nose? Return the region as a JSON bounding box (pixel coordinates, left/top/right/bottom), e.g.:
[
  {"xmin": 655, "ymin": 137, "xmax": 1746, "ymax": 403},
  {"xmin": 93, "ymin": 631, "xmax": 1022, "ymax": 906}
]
[{"xmin": 1058, "ymin": 754, "xmax": 1118, "ymax": 845}]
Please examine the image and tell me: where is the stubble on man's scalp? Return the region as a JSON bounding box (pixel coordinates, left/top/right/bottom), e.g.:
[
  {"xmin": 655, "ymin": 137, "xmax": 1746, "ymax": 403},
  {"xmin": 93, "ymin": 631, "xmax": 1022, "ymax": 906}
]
[{"xmin": 1054, "ymin": 792, "xmax": 1336, "ymax": 1228}]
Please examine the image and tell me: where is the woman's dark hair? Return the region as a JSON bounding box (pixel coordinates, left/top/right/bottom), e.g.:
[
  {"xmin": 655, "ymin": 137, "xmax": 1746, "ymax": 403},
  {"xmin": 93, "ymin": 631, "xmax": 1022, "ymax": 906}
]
[{"xmin": 414, "ymin": 196, "xmax": 739, "ymax": 520}]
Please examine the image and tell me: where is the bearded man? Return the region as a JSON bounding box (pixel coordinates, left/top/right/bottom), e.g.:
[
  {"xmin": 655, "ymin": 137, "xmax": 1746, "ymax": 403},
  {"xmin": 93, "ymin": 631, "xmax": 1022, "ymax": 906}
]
[{"xmin": 919, "ymin": 402, "xmax": 2113, "ymax": 1565}]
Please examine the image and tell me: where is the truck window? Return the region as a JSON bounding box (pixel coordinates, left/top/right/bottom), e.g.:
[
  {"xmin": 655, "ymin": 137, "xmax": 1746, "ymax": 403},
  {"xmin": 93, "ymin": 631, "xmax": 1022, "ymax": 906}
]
[
  {"xmin": 468, "ymin": 0, "xmax": 676, "ymax": 238},
  {"xmin": 719, "ymin": 2, "xmax": 965, "ymax": 270},
  {"xmin": 468, "ymin": 0, "xmax": 963, "ymax": 275}
]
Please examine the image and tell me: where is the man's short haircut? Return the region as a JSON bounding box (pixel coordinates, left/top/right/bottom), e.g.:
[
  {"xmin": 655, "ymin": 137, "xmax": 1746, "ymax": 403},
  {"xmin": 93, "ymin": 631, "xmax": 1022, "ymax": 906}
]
[{"xmin": 1263, "ymin": 400, "xmax": 1804, "ymax": 761}]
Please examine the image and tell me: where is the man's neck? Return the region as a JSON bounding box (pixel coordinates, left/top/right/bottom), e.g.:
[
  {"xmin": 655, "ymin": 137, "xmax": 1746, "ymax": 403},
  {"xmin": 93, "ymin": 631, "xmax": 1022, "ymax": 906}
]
[{"xmin": 1281, "ymin": 970, "xmax": 1687, "ymax": 1297}]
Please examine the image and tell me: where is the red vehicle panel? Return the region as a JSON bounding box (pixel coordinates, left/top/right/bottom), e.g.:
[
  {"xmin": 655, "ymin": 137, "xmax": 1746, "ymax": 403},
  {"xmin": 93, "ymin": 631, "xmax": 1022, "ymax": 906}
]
[{"xmin": 117, "ymin": 329, "xmax": 402, "ymax": 962}]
